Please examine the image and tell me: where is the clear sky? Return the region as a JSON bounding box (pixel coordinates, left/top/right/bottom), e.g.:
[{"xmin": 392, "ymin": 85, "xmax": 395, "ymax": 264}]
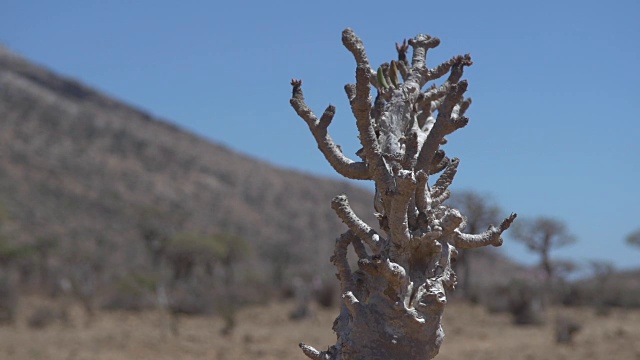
[{"xmin": 2, "ymin": 0, "xmax": 639, "ymax": 272}]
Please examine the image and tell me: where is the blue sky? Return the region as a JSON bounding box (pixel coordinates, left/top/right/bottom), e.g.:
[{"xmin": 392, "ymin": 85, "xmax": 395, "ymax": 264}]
[{"xmin": 2, "ymin": 0, "xmax": 639, "ymax": 272}]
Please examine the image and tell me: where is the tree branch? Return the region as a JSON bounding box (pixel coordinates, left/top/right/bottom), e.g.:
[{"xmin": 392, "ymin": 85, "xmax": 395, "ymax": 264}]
[
  {"xmin": 450, "ymin": 213, "xmax": 518, "ymax": 248},
  {"xmin": 290, "ymin": 79, "xmax": 370, "ymax": 180},
  {"xmin": 358, "ymin": 258, "xmax": 411, "ymax": 303},
  {"xmin": 431, "ymin": 158, "xmax": 460, "ymax": 198},
  {"xmin": 408, "ymin": 34, "xmax": 441, "ymax": 76},
  {"xmin": 331, "ymin": 231, "xmax": 363, "ymax": 294},
  {"xmin": 429, "ymin": 150, "xmax": 450, "ymax": 175},
  {"xmin": 332, "ymin": 195, "xmax": 384, "ymax": 254},
  {"xmin": 300, "ymin": 343, "xmax": 330, "ymax": 360},
  {"xmin": 387, "ymin": 170, "xmax": 416, "ymax": 249},
  {"xmin": 422, "ymin": 54, "xmax": 473, "ymax": 85},
  {"xmin": 415, "ymin": 80, "xmax": 469, "ymax": 172},
  {"xmin": 415, "ymin": 170, "xmax": 431, "ymax": 215},
  {"xmin": 342, "ymin": 28, "xmax": 379, "ymax": 92}
]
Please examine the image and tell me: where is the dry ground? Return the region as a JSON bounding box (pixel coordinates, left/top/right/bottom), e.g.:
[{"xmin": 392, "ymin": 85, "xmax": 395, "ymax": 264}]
[{"xmin": 1, "ymin": 297, "xmax": 639, "ymax": 360}]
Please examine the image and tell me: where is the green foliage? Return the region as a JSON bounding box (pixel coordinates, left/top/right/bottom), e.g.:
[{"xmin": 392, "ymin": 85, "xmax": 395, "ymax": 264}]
[
  {"xmin": 0, "ymin": 201, "xmax": 10, "ymax": 224},
  {"xmin": 103, "ymin": 272, "xmax": 158, "ymax": 311},
  {"xmin": 167, "ymin": 232, "xmax": 250, "ymax": 263},
  {"xmin": 0, "ymin": 237, "xmax": 35, "ymax": 263},
  {"xmin": 163, "ymin": 232, "xmax": 251, "ymax": 281},
  {"xmin": 0, "ymin": 201, "xmax": 28, "ymax": 263},
  {"xmin": 33, "ymin": 236, "xmax": 59, "ymax": 256},
  {"xmin": 115, "ymin": 272, "xmax": 158, "ymax": 295}
]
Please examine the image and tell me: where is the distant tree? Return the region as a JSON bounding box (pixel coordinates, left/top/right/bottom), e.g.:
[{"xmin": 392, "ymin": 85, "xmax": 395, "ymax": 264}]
[
  {"xmin": 0, "ymin": 206, "xmax": 32, "ymax": 271},
  {"xmin": 550, "ymin": 259, "xmax": 579, "ymax": 281},
  {"xmin": 626, "ymin": 228, "xmax": 640, "ymax": 249},
  {"xmin": 588, "ymin": 260, "xmax": 615, "ymax": 315},
  {"xmin": 61, "ymin": 237, "xmax": 109, "ymax": 326},
  {"xmin": 264, "ymin": 242, "xmax": 294, "ymax": 289},
  {"xmin": 161, "ymin": 232, "xmax": 249, "ymax": 335},
  {"xmin": 137, "ymin": 207, "xmax": 186, "ymax": 272},
  {"xmin": 165, "ymin": 232, "xmax": 248, "ymax": 283},
  {"xmin": 448, "ymin": 191, "xmax": 502, "ymax": 298},
  {"xmin": 0, "ymin": 238, "xmax": 21, "ymax": 324},
  {"xmin": 0, "ymin": 208, "xmax": 20, "ymax": 324},
  {"xmin": 33, "ymin": 236, "xmax": 58, "ymax": 290},
  {"xmin": 511, "ymin": 217, "xmax": 576, "ymax": 283}
]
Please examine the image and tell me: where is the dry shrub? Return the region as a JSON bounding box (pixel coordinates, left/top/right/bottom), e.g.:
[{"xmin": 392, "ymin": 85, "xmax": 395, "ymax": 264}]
[
  {"xmin": 507, "ymin": 280, "xmax": 545, "ymax": 325},
  {"xmin": 560, "ymin": 276, "xmax": 640, "ymax": 312},
  {"xmin": 555, "ymin": 314, "xmax": 581, "ymax": 344},
  {"xmin": 27, "ymin": 306, "xmax": 62, "ymax": 329},
  {"xmin": 0, "ymin": 275, "xmax": 17, "ymax": 325},
  {"xmin": 169, "ymin": 282, "xmax": 215, "ymax": 315},
  {"xmin": 482, "ymin": 285, "xmax": 511, "ymax": 314},
  {"xmin": 101, "ymin": 273, "xmax": 156, "ymax": 311},
  {"xmin": 480, "ymin": 280, "xmax": 546, "ymax": 325},
  {"xmin": 313, "ymin": 280, "xmax": 337, "ymax": 308}
]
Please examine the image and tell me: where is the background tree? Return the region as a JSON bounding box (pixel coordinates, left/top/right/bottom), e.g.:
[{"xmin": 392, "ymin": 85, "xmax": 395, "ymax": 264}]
[
  {"xmin": 588, "ymin": 260, "xmax": 615, "ymax": 315},
  {"xmin": 32, "ymin": 236, "xmax": 58, "ymax": 292},
  {"xmin": 0, "ymin": 206, "xmax": 32, "ymax": 325},
  {"xmin": 291, "ymin": 28, "xmax": 516, "ymax": 359},
  {"xmin": 511, "ymin": 217, "xmax": 576, "ymax": 284},
  {"xmin": 138, "ymin": 207, "xmax": 186, "ymax": 273},
  {"xmin": 626, "ymin": 228, "xmax": 640, "ymax": 250},
  {"xmin": 62, "ymin": 237, "xmax": 109, "ymax": 326},
  {"xmin": 0, "ymin": 237, "xmax": 23, "ymax": 325},
  {"xmin": 549, "ymin": 258, "xmax": 579, "ymax": 304},
  {"xmin": 147, "ymin": 230, "xmax": 250, "ymax": 335},
  {"xmin": 447, "ymin": 191, "xmax": 502, "ymax": 299}
]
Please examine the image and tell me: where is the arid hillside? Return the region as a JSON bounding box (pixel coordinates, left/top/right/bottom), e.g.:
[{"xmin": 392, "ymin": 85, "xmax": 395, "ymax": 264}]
[
  {"xmin": 0, "ymin": 45, "xmax": 525, "ymax": 286},
  {"xmin": 0, "ymin": 45, "xmax": 379, "ymax": 278}
]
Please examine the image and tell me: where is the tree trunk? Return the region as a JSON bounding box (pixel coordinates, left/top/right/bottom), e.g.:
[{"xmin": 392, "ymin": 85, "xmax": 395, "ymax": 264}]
[{"xmin": 292, "ymin": 29, "xmax": 516, "ymax": 359}]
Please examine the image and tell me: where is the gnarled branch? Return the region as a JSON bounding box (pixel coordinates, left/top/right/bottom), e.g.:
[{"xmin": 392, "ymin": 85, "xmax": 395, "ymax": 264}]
[{"xmin": 290, "ymin": 79, "xmax": 370, "ymax": 180}]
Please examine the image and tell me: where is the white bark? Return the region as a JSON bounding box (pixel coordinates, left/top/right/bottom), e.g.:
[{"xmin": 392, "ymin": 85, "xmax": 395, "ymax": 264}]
[{"xmin": 291, "ymin": 28, "xmax": 516, "ymax": 359}]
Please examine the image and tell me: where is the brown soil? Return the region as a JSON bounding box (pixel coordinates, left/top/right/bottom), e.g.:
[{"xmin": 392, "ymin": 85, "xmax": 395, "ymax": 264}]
[{"xmin": 1, "ymin": 297, "xmax": 639, "ymax": 359}]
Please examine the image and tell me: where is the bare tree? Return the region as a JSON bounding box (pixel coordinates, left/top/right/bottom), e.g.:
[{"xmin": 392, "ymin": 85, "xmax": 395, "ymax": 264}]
[
  {"xmin": 290, "ymin": 28, "xmax": 516, "ymax": 359},
  {"xmin": 626, "ymin": 228, "xmax": 640, "ymax": 249},
  {"xmin": 448, "ymin": 191, "xmax": 502, "ymax": 298},
  {"xmin": 511, "ymin": 217, "xmax": 576, "ymax": 283}
]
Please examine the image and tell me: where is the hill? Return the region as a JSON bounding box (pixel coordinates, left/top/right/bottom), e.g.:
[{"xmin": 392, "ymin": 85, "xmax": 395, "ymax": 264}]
[
  {"xmin": 0, "ymin": 45, "xmax": 379, "ymax": 278},
  {"xmin": 0, "ymin": 45, "xmax": 527, "ymax": 299}
]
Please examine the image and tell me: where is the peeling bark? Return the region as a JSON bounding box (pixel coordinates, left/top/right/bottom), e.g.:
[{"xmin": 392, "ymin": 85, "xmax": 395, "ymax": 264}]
[{"xmin": 291, "ymin": 28, "xmax": 516, "ymax": 359}]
